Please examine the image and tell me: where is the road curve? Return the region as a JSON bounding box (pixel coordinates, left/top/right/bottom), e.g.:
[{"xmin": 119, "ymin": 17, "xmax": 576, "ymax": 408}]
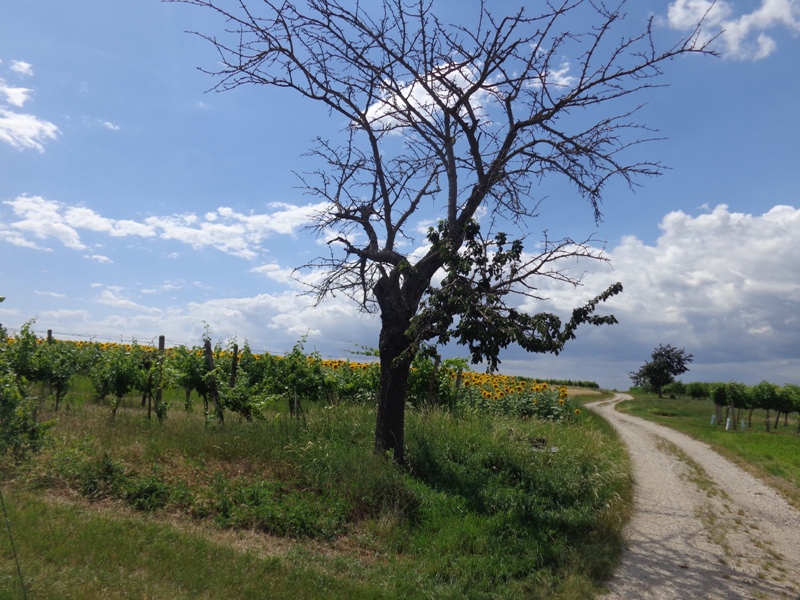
[{"xmin": 587, "ymin": 394, "xmax": 800, "ymax": 600}]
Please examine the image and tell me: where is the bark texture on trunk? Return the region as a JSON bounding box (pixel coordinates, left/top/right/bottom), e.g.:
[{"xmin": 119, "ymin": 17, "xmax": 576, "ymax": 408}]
[
  {"xmin": 372, "ymin": 268, "xmax": 429, "ymax": 464},
  {"xmin": 374, "ymin": 330, "xmax": 412, "ymax": 464}
]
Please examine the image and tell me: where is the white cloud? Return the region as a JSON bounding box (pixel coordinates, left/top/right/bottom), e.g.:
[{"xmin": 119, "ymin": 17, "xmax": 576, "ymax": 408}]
[
  {"xmin": 364, "ymin": 62, "xmax": 497, "ymax": 132},
  {"xmin": 64, "ymin": 206, "xmax": 155, "ymax": 237},
  {"xmin": 667, "ymin": 0, "xmax": 800, "ymax": 60},
  {"xmin": 0, "ymin": 81, "xmax": 31, "ymax": 107},
  {"xmin": 10, "ymin": 61, "xmax": 33, "ymax": 76},
  {"xmin": 0, "ymin": 225, "xmax": 49, "ymax": 250},
  {"xmin": 102, "ymin": 120, "xmax": 120, "ymax": 131},
  {"xmin": 0, "ymin": 107, "xmax": 59, "ymax": 152},
  {"xmin": 0, "ymin": 60, "xmax": 59, "ymax": 151},
  {"xmin": 1, "ymin": 195, "xmax": 329, "ymax": 258},
  {"xmin": 140, "ymin": 282, "xmax": 185, "ymax": 295},
  {"xmin": 517, "ymin": 204, "xmax": 800, "ymax": 388},
  {"xmin": 4, "ymin": 196, "xmax": 86, "ymax": 250}
]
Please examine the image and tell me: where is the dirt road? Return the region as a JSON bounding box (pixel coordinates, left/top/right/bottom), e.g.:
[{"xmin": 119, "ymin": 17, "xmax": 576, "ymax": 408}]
[{"xmin": 587, "ymin": 394, "xmax": 800, "ymax": 600}]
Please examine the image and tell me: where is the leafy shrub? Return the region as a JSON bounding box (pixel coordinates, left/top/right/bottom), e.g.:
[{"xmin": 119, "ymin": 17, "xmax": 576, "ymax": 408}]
[
  {"xmin": 90, "ymin": 343, "xmax": 146, "ymax": 418},
  {"xmin": 124, "ymin": 471, "xmax": 172, "ymax": 511},
  {"xmin": 211, "ymin": 476, "xmax": 349, "ymax": 540},
  {"xmin": 0, "ymin": 326, "xmax": 53, "ymax": 457}
]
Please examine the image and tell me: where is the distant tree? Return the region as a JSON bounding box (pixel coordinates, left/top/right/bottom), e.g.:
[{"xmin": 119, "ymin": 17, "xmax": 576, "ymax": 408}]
[
  {"xmin": 685, "ymin": 381, "xmax": 710, "ymax": 400},
  {"xmin": 630, "ymin": 344, "xmax": 694, "ymax": 398},
  {"xmin": 175, "ymin": 0, "xmax": 712, "ymax": 462}
]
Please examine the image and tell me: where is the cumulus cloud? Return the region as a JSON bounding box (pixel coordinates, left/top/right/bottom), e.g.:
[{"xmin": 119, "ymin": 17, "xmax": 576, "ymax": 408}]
[
  {"xmin": 3, "ymin": 195, "xmax": 86, "ymax": 250},
  {"xmin": 1, "ymin": 196, "xmax": 329, "ymax": 258},
  {"xmin": 0, "ymin": 82, "xmax": 31, "ymax": 107},
  {"xmin": 0, "ymin": 60, "xmax": 59, "ymax": 151},
  {"xmin": 667, "ymin": 0, "xmax": 800, "ymax": 60},
  {"xmin": 64, "ymin": 206, "xmax": 155, "ymax": 237},
  {"xmin": 364, "ymin": 57, "xmax": 577, "ymax": 134},
  {"xmin": 517, "ymin": 204, "xmax": 800, "ymax": 387},
  {"xmin": 0, "ymin": 107, "xmax": 59, "ymax": 152}
]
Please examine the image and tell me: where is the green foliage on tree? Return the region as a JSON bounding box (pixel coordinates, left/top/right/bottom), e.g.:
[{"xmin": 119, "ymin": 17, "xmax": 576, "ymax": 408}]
[
  {"xmin": 630, "ymin": 344, "xmax": 694, "ymax": 398},
  {"xmin": 409, "ymin": 220, "xmax": 623, "ymax": 371}
]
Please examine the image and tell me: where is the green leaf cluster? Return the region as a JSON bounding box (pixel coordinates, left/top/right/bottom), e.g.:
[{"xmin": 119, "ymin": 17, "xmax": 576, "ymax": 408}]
[{"xmin": 410, "ymin": 220, "xmax": 622, "ymax": 370}]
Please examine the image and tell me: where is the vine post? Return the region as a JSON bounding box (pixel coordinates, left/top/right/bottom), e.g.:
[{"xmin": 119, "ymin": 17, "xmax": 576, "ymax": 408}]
[{"xmin": 202, "ymin": 339, "xmax": 223, "ymax": 426}]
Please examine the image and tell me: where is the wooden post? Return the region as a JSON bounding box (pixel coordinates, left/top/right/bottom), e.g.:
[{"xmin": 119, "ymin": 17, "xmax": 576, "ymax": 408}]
[
  {"xmin": 425, "ymin": 354, "xmax": 441, "ymax": 408},
  {"xmin": 229, "ymin": 343, "xmax": 239, "ymax": 388},
  {"xmin": 46, "ymin": 329, "xmax": 53, "ymax": 343},
  {"xmin": 155, "ymin": 335, "xmax": 165, "ymax": 424},
  {"xmin": 203, "ymin": 339, "xmax": 223, "ymax": 426}
]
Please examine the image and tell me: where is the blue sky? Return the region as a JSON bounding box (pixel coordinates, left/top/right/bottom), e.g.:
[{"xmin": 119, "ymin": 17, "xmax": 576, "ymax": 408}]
[{"xmin": 1, "ymin": 0, "xmax": 799, "ymax": 390}]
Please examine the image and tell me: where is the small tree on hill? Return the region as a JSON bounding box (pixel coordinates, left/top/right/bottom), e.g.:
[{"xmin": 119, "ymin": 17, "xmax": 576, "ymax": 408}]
[
  {"xmin": 630, "ymin": 344, "xmax": 694, "ymax": 398},
  {"xmin": 174, "ymin": 0, "xmax": 712, "ymax": 462}
]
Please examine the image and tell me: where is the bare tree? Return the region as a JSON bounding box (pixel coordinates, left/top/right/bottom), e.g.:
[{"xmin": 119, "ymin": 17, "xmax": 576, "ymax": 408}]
[{"xmin": 170, "ymin": 0, "xmax": 711, "ymax": 462}]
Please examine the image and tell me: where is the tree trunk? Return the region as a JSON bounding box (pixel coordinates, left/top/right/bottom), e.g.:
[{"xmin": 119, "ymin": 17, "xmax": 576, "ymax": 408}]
[
  {"xmin": 374, "ymin": 303, "xmax": 416, "ymax": 464},
  {"xmin": 374, "ymin": 335, "xmax": 413, "ymax": 464},
  {"xmin": 372, "ymin": 268, "xmax": 429, "ymax": 465}
]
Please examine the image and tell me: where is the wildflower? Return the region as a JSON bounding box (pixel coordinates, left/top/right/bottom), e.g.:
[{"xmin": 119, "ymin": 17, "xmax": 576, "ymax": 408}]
[{"xmin": 574, "ymin": 408, "xmax": 582, "ymax": 416}]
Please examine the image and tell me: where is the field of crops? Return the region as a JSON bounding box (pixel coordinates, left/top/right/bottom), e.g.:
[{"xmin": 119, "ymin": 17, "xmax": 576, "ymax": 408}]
[
  {"xmin": 0, "ymin": 324, "xmax": 630, "ymax": 599},
  {"xmin": 0, "ymin": 323, "xmax": 602, "ymax": 455}
]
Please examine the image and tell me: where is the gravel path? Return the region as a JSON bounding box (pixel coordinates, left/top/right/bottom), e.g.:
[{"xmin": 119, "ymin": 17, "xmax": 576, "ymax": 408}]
[{"xmin": 587, "ymin": 394, "xmax": 800, "ymax": 600}]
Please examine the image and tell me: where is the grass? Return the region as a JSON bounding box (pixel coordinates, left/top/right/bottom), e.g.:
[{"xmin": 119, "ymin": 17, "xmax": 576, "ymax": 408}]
[
  {"xmin": 617, "ymin": 393, "xmax": 800, "ymax": 508},
  {"xmin": 0, "ymin": 386, "xmax": 631, "ymax": 599}
]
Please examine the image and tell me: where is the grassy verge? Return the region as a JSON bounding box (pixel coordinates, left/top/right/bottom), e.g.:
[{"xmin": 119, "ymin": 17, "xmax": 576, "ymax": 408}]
[
  {"xmin": 0, "ymin": 390, "xmax": 631, "ymax": 600},
  {"xmin": 617, "ymin": 393, "xmax": 800, "ymax": 508}
]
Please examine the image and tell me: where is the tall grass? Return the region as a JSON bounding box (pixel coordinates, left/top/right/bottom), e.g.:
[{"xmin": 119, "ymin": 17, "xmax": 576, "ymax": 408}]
[{"xmin": 1, "ymin": 390, "xmax": 631, "ymax": 599}]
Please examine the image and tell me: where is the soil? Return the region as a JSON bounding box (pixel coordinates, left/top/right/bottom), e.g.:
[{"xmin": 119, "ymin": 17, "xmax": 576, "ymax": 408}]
[{"xmin": 587, "ymin": 394, "xmax": 800, "ymax": 600}]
